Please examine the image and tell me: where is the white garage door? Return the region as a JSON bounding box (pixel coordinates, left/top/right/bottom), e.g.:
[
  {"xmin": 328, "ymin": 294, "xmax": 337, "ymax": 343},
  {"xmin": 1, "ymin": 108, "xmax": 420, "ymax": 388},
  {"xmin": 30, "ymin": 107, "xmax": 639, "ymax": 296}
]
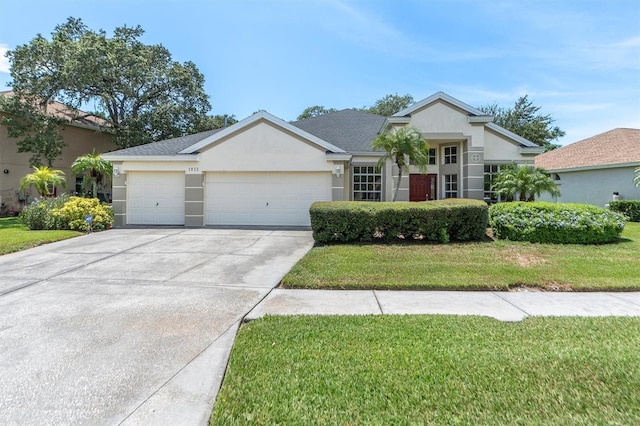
[
  {"xmin": 127, "ymin": 172, "xmax": 185, "ymax": 225},
  {"xmin": 205, "ymin": 172, "xmax": 331, "ymax": 226}
]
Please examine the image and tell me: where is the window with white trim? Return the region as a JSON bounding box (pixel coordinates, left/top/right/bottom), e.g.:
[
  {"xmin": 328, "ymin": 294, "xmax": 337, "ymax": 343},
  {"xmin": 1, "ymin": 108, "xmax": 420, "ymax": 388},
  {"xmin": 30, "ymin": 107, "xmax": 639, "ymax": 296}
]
[
  {"xmin": 428, "ymin": 148, "xmax": 436, "ymax": 165},
  {"xmin": 353, "ymin": 165, "xmax": 382, "ymax": 201},
  {"xmin": 484, "ymin": 164, "xmax": 502, "ymax": 204},
  {"xmin": 444, "ymin": 174, "xmax": 458, "ymax": 198},
  {"xmin": 443, "ymin": 146, "xmax": 457, "ymax": 164}
]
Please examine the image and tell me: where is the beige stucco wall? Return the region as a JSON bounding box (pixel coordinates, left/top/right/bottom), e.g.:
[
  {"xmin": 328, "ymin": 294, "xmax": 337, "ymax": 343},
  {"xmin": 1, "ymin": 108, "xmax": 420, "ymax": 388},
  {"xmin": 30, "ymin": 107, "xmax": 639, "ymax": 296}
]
[
  {"xmin": 198, "ymin": 121, "xmax": 334, "ymax": 172},
  {"xmin": 0, "ymin": 115, "xmax": 116, "ymax": 212},
  {"xmin": 408, "ymin": 101, "xmax": 485, "ymax": 148},
  {"xmin": 483, "ymin": 128, "xmax": 533, "ymax": 163}
]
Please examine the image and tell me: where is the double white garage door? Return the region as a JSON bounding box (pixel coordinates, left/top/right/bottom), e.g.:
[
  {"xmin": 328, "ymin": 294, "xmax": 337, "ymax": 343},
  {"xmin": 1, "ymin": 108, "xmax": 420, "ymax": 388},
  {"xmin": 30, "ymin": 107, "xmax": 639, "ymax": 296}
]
[{"xmin": 127, "ymin": 171, "xmax": 331, "ymax": 226}]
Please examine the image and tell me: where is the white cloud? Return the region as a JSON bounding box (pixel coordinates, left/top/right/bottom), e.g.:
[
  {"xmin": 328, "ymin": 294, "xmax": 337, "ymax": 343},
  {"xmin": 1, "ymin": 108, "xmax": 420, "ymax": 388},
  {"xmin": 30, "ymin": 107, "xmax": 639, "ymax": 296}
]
[{"xmin": 0, "ymin": 45, "xmax": 9, "ymax": 73}]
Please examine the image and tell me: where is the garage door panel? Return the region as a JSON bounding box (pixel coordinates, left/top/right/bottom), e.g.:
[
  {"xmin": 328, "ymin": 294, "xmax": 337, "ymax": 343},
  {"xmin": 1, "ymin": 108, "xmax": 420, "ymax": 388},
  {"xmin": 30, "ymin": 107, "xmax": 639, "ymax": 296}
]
[
  {"xmin": 205, "ymin": 172, "xmax": 331, "ymax": 226},
  {"xmin": 127, "ymin": 172, "xmax": 185, "ymax": 225}
]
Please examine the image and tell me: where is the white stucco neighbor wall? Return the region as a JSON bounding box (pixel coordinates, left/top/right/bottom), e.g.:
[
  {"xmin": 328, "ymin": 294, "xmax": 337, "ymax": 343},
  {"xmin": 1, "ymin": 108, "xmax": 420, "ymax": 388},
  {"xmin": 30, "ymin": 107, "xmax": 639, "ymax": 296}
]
[
  {"xmin": 537, "ymin": 166, "xmax": 640, "ymax": 207},
  {"xmin": 198, "ymin": 121, "xmax": 333, "ymax": 172}
]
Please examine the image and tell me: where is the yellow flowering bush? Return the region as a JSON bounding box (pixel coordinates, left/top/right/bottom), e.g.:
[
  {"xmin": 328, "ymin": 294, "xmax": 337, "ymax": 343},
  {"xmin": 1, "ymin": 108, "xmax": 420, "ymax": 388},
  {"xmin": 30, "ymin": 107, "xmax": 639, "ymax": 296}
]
[{"xmin": 55, "ymin": 196, "xmax": 114, "ymax": 231}]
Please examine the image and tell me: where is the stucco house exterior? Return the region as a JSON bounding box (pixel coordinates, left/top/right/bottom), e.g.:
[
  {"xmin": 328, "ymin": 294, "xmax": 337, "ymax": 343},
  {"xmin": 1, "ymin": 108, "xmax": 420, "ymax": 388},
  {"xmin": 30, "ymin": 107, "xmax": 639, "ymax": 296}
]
[
  {"xmin": 103, "ymin": 91, "xmax": 543, "ymax": 227},
  {"xmin": 0, "ymin": 92, "xmax": 116, "ymax": 214},
  {"xmin": 535, "ymin": 128, "xmax": 640, "ymax": 206}
]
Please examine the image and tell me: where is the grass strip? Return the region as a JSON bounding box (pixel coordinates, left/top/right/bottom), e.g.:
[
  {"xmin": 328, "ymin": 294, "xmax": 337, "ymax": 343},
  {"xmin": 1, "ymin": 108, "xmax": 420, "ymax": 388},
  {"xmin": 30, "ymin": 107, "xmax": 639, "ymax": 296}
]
[
  {"xmin": 211, "ymin": 315, "xmax": 640, "ymax": 425},
  {"xmin": 282, "ymin": 222, "xmax": 640, "ymax": 291},
  {"xmin": 0, "ymin": 217, "xmax": 81, "ymax": 255}
]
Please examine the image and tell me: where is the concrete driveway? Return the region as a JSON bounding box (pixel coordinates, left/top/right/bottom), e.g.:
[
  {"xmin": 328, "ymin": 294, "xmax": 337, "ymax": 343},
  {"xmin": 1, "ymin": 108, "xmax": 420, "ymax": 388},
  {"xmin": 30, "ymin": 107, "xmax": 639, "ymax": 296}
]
[{"xmin": 0, "ymin": 227, "xmax": 313, "ymax": 425}]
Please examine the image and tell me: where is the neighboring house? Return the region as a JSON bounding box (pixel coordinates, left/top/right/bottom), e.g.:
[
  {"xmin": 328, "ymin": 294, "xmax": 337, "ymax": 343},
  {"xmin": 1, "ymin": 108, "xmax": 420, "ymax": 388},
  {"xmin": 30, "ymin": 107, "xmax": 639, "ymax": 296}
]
[
  {"xmin": 535, "ymin": 128, "xmax": 640, "ymax": 206},
  {"xmin": 0, "ymin": 91, "xmax": 116, "ymax": 213},
  {"xmin": 103, "ymin": 91, "xmax": 543, "ymax": 227}
]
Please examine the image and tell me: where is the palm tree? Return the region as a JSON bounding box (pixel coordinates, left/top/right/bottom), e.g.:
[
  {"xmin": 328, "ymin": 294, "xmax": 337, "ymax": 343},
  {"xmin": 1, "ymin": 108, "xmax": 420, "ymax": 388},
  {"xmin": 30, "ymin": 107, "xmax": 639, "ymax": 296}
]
[
  {"xmin": 491, "ymin": 164, "xmax": 560, "ymax": 202},
  {"xmin": 372, "ymin": 127, "xmax": 429, "ymax": 201},
  {"xmin": 20, "ymin": 166, "xmax": 67, "ymax": 197},
  {"xmin": 71, "ymin": 151, "xmax": 113, "ymax": 198}
]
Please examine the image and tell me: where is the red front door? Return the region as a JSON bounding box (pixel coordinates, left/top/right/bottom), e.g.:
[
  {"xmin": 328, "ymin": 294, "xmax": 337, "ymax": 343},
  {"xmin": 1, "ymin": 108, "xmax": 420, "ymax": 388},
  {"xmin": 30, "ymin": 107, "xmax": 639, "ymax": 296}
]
[{"xmin": 409, "ymin": 174, "xmax": 437, "ymax": 201}]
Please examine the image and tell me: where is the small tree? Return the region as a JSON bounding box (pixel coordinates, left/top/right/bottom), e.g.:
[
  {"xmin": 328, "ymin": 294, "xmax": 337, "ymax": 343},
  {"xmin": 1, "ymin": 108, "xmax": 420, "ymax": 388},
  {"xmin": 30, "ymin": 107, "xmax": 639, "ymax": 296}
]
[
  {"xmin": 71, "ymin": 151, "xmax": 113, "ymax": 198},
  {"xmin": 296, "ymin": 106, "xmax": 337, "ymax": 120},
  {"xmin": 372, "ymin": 127, "xmax": 429, "ymax": 201},
  {"xmin": 20, "ymin": 166, "xmax": 67, "ymax": 197},
  {"xmin": 365, "ymin": 94, "xmax": 414, "ymax": 117},
  {"xmin": 491, "ymin": 164, "xmax": 560, "ymax": 202}
]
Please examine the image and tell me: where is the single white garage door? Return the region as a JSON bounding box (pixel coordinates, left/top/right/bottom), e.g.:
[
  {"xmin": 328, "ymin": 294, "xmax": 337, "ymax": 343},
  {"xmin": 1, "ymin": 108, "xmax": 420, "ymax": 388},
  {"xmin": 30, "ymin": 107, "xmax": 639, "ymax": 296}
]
[
  {"xmin": 205, "ymin": 172, "xmax": 331, "ymax": 226},
  {"xmin": 127, "ymin": 172, "xmax": 185, "ymax": 225}
]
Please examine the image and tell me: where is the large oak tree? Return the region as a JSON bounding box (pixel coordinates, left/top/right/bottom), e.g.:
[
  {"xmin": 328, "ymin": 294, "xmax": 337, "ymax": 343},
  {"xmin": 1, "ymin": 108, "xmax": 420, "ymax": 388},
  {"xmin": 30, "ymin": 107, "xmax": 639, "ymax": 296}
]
[
  {"xmin": 6, "ymin": 17, "xmax": 213, "ymax": 149},
  {"xmin": 296, "ymin": 93, "xmax": 415, "ymax": 120}
]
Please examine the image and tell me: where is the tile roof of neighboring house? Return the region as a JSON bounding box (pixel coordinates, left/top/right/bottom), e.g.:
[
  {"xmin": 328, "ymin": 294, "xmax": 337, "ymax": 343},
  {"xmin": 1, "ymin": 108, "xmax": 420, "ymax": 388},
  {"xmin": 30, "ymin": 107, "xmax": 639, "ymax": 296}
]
[
  {"xmin": 109, "ymin": 128, "xmax": 223, "ymax": 155},
  {"xmin": 0, "ymin": 90, "xmax": 108, "ymax": 128},
  {"xmin": 535, "ymin": 128, "xmax": 640, "ymax": 171},
  {"xmin": 292, "ymin": 109, "xmax": 386, "ymax": 153}
]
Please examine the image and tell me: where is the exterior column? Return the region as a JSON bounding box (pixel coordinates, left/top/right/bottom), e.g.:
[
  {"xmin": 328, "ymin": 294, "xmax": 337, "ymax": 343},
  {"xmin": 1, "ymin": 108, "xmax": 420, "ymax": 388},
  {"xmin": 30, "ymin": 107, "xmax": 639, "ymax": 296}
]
[
  {"xmin": 463, "ymin": 144, "xmax": 484, "ymax": 200},
  {"xmin": 111, "ymin": 163, "xmax": 126, "ymax": 227},
  {"xmin": 185, "ymin": 173, "xmax": 204, "ymax": 227}
]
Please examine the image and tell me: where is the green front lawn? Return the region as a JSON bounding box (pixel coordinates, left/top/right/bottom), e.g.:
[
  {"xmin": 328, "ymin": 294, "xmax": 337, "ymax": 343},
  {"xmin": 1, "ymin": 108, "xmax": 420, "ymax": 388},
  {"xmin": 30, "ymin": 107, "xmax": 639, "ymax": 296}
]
[
  {"xmin": 211, "ymin": 315, "xmax": 640, "ymax": 425},
  {"xmin": 283, "ymin": 222, "xmax": 640, "ymax": 291},
  {"xmin": 0, "ymin": 217, "xmax": 82, "ymax": 255}
]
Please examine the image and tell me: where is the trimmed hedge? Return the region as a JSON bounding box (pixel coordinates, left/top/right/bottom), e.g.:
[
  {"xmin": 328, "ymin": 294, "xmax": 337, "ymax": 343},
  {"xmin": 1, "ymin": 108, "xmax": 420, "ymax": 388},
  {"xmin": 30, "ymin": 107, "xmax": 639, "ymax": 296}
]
[
  {"xmin": 489, "ymin": 202, "xmax": 626, "ymax": 244},
  {"xmin": 609, "ymin": 200, "xmax": 640, "ymax": 222},
  {"xmin": 310, "ymin": 199, "xmax": 488, "ymax": 244}
]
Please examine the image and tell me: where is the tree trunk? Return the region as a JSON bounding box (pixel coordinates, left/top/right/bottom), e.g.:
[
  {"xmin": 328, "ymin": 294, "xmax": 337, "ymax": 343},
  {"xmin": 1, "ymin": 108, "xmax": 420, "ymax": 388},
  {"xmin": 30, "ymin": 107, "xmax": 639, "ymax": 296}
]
[
  {"xmin": 92, "ymin": 180, "xmax": 97, "ymax": 198},
  {"xmin": 393, "ymin": 168, "xmax": 402, "ymax": 202}
]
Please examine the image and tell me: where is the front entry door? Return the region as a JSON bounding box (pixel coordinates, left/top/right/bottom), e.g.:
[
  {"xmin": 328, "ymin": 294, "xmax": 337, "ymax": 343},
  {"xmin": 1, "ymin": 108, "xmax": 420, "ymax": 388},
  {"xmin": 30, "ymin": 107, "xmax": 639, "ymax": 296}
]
[{"xmin": 409, "ymin": 174, "xmax": 437, "ymax": 201}]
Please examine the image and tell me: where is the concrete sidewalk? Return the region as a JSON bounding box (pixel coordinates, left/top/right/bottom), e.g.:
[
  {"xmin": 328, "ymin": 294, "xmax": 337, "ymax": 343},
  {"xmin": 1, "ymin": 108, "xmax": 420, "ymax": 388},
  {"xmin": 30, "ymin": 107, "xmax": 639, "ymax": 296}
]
[{"xmin": 246, "ymin": 289, "xmax": 640, "ymax": 322}]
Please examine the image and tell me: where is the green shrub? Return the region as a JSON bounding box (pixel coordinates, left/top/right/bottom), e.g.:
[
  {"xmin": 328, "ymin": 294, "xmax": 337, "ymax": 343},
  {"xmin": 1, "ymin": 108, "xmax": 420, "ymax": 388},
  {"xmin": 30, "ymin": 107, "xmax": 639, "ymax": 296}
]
[
  {"xmin": 19, "ymin": 195, "xmax": 112, "ymax": 231},
  {"xmin": 20, "ymin": 194, "xmax": 70, "ymax": 230},
  {"xmin": 489, "ymin": 202, "xmax": 626, "ymax": 244},
  {"xmin": 55, "ymin": 196, "xmax": 113, "ymax": 231},
  {"xmin": 609, "ymin": 200, "xmax": 640, "ymax": 222},
  {"xmin": 310, "ymin": 199, "xmax": 488, "ymax": 244}
]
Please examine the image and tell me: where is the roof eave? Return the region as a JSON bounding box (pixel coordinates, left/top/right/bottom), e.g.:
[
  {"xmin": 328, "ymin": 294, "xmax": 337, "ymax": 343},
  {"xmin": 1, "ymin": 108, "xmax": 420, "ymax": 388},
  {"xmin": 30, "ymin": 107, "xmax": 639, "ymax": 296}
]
[
  {"xmin": 540, "ymin": 161, "xmax": 640, "ymax": 173},
  {"xmin": 325, "ymin": 153, "xmax": 353, "ymax": 161},
  {"xmin": 520, "ymin": 146, "xmax": 545, "ymax": 155},
  {"xmin": 392, "ymin": 91, "xmax": 488, "ymax": 118},
  {"xmin": 486, "ymin": 122, "xmax": 539, "ymax": 148},
  {"xmin": 101, "ymin": 154, "xmax": 198, "ymax": 162}
]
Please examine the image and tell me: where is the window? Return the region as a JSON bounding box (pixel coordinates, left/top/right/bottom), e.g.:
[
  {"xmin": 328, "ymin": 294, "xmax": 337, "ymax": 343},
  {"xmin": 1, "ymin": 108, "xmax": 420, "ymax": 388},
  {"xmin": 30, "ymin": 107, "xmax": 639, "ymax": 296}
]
[
  {"xmin": 483, "ymin": 164, "xmax": 502, "ymax": 204},
  {"xmin": 353, "ymin": 166, "xmax": 382, "ymax": 201},
  {"xmin": 428, "ymin": 148, "xmax": 436, "ymax": 165},
  {"xmin": 443, "ymin": 146, "xmax": 457, "ymax": 164},
  {"xmin": 444, "ymin": 174, "xmax": 458, "ymax": 198},
  {"xmin": 409, "ymin": 148, "xmax": 436, "ymax": 166}
]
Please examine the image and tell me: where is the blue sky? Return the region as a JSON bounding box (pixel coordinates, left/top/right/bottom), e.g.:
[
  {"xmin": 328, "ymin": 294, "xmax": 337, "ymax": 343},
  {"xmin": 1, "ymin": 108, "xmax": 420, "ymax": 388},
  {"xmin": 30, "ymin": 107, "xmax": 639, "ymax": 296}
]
[{"xmin": 1, "ymin": 0, "xmax": 639, "ymax": 145}]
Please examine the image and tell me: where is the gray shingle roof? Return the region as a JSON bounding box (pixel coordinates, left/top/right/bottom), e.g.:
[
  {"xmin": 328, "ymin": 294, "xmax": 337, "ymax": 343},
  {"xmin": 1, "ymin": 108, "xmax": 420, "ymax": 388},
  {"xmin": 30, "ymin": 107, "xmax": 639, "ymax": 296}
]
[
  {"xmin": 292, "ymin": 109, "xmax": 386, "ymax": 153},
  {"xmin": 107, "ymin": 128, "xmax": 223, "ymax": 155}
]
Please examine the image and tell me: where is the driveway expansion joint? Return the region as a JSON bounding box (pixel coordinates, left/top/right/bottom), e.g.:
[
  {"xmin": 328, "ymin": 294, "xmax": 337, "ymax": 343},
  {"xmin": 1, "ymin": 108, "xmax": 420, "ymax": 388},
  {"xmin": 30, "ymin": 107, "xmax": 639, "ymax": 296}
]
[{"xmin": 492, "ymin": 291, "xmax": 532, "ymax": 318}]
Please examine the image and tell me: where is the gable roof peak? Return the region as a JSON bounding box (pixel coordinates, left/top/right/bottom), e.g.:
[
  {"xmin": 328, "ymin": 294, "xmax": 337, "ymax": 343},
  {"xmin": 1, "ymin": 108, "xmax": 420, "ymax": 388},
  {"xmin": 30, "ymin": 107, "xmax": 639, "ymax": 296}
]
[
  {"xmin": 178, "ymin": 109, "xmax": 346, "ymax": 155},
  {"xmin": 393, "ymin": 91, "xmax": 490, "ymax": 118}
]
